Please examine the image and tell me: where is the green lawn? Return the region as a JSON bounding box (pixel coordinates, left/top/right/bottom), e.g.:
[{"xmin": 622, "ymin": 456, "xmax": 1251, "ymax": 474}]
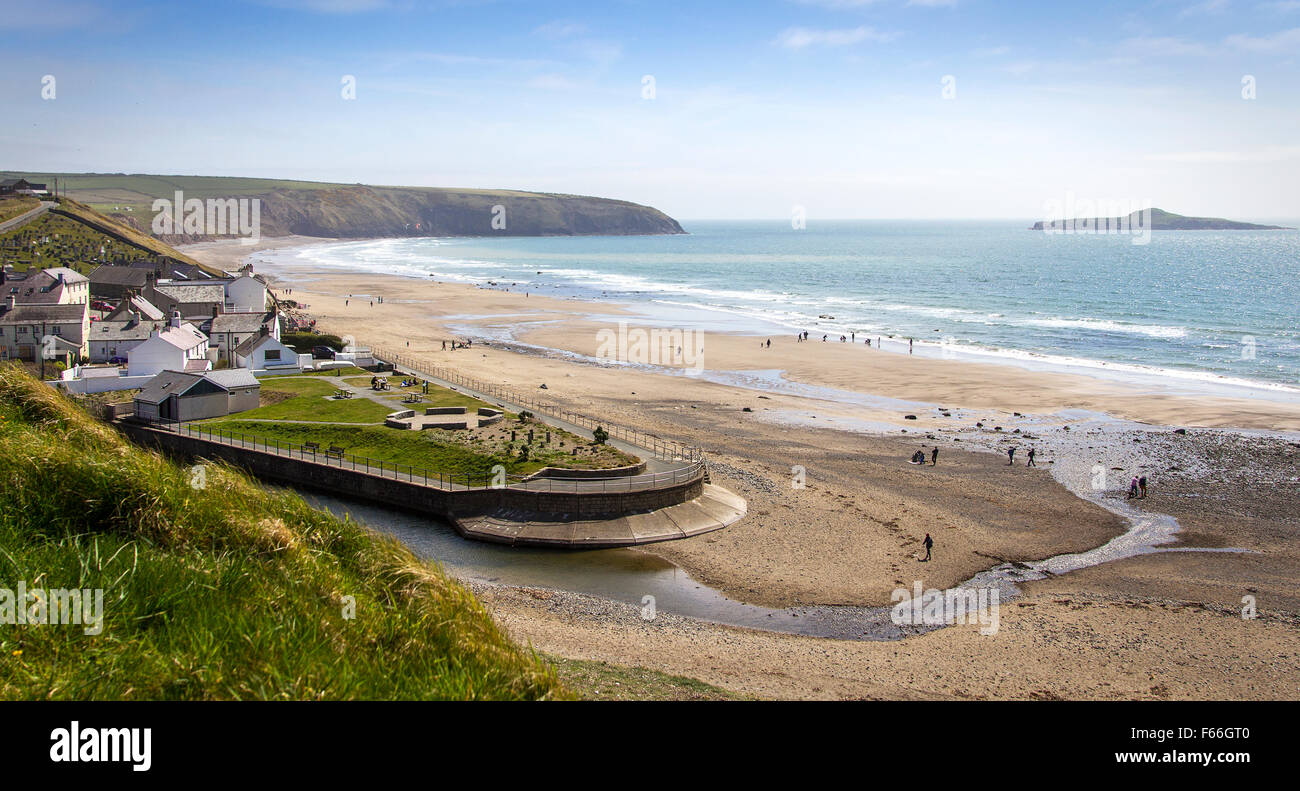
[
  {"xmin": 344, "ymin": 376, "xmax": 501, "ymax": 412},
  {"xmin": 202, "ymin": 372, "xmax": 638, "ymax": 477},
  {"xmin": 206, "ymin": 420, "xmax": 530, "ymax": 478},
  {"xmin": 287, "ymin": 365, "xmax": 368, "ymax": 377},
  {"xmin": 223, "ymin": 376, "xmax": 391, "ymax": 423}
]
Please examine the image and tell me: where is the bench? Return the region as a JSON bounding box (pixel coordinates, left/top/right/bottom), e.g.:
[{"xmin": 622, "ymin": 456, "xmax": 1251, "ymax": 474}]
[
  {"xmin": 304, "ymin": 441, "xmax": 320, "ymax": 453},
  {"xmin": 325, "ymin": 445, "xmax": 346, "ymax": 459}
]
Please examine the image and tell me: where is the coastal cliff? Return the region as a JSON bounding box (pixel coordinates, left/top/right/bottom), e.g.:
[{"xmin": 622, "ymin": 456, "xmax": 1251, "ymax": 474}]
[
  {"xmin": 251, "ymin": 185, "xmax": 685, "ymax": 239},
  {"xmin": 0, "ymin": 172, "xmax": 685, "ymax": 242}
]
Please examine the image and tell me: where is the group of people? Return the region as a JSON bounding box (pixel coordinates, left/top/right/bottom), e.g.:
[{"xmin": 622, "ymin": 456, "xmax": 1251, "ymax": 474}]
[
  {"xmin": 910, "ymin": 447, "xmax": 939, "ymax": 465},
  {"xmin": 1006, "ymin": 447, "xmax": 1036, "ymax": 466},
  {"xmin": 791, "ymin": 330, "xmax": 887, "ymax": 349},
  {"xmin": 1127, "ymin": 475, "xmax": 1150, "ymax": 499},
  {"xmin": 442, "ymin": 339, "xmax": 473, "ymax": 350}
]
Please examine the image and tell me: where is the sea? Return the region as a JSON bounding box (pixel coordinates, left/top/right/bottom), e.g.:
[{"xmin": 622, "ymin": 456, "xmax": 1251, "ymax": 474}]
[{"xmin": 254, "ymin": 220, "xmax": 1300, "ymax": 403}]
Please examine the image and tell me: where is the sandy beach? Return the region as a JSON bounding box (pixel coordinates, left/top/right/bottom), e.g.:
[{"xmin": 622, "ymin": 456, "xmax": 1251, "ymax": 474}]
[{"xmin": 184, "ymin": 237, "xmax": 1300, "ymax": 699}]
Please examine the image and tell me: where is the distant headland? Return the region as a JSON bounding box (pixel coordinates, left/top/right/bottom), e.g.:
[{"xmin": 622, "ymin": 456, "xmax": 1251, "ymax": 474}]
[{"xmin": 1031, "ymin": 207, "xmax": 1293, "ymax": 231}]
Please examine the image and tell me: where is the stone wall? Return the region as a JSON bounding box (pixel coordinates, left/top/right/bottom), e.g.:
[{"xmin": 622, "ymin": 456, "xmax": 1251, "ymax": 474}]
[{"xmin": 116, "ymin": 423, "xmax": 702, "ymax": 525}]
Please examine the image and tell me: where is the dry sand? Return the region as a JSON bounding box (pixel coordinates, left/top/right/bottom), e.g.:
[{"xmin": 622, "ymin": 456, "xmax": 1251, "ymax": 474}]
[{"xmin": 184, "ymin": 237, "xmax": 1300, "ymax": 699}]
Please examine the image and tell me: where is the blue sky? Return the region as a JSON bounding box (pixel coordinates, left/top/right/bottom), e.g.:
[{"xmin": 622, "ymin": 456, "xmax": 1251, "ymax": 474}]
[{"xmin": 3, "ymin": 0, "xmax": 1299, "ymax": 220}]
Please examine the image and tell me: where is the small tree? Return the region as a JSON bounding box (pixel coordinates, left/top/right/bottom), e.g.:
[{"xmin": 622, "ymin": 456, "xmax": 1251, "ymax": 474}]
[{"xmin": 592, "ymin": 426, "xmax": 609, "ymax": 445}]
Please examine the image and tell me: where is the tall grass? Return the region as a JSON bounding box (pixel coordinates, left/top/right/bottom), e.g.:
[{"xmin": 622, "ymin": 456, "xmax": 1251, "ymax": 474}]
[{"xmin": 0, "ymin": 365, "xmax": 569, "ymax": 700}]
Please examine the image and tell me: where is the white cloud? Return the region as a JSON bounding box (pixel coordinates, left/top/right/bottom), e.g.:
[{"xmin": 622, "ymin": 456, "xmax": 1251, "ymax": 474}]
[
  {"xmin": 1117, "ymin": 36, "xmax": 1212, "ymax": 56},
  {"xmin": 792, "ymin": 0, "xmax": 883, "ymax": 7},
  {"xmin": 259, "ymin": 0, "xmax": 390, "ymax": 12},
  {"xmin": 1180, "ymin": 0, "xmax": 1229, "ymax": 16},
  {"xmin": 534, "ymin": 21, "xmax": 588, "ymax": 39},
  {"xmin": 1225, "ymin": 26, "xmax": 1300, "ymax": 51},
  {"xmin": 776, "ymin": 26, "xmax": 900, "ymax": 50}
]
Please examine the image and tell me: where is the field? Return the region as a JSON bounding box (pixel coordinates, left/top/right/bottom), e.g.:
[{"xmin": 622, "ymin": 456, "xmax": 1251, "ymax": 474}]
[
  {"xmin": 0, "ymin": 196, "xmax": 39, "ymax": 224},
  {"xmin": 0, "ymin": 364, "xmax": 570, "ymax": 700}
]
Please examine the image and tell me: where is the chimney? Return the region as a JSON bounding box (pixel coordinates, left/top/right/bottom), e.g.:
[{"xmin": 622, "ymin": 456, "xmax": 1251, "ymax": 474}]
[
  {"xmin": 170, "ymin": 310, "xmax": 181, "ymax": 329},
  {"xmin": 5, "ymin": 295, "xmax": 13, "ymax": 310},
  {"xmin": 259, "ymin": 324, "xmax": 269, "ymax": 337}
]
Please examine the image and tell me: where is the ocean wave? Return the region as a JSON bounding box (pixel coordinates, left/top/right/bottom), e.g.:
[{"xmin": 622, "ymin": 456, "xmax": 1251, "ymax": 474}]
[{"xmin": 1021, "ymin": 317, "xmax": 1188, "ymax": 339}]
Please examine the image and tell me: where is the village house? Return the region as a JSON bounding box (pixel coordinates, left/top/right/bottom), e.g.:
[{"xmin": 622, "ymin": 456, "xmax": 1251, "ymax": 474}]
[
  {"xmin": 126, "ymin": 312, "xmax": 210, "ymax": 377},
  {"xmin": 143, "ymin": 280, "xmax": 226, "ymax": 321},
  {"xmin": 0, "ymin": 298, "xmax": 90, "ymax": 363},
  {"xmin": 87, "ymin": 308, "xmax": 166, "ymax": 363},
  {"xmin": 105, "ymin": 293, "xmax": 166, "ymax": 323},
  {"xmin": 88, "ymin": 265, "xmax": 152, "ymax": 300},
  {"xmin": 234, "ymin": 327, "xmax": 305, "ymax": 372},
  {"xmin": 128, "ymin": 260, "xmax": 220, "ymax": 281},
  {"xmin": 205, "ymin": 310, "xmax": 279, "ymax": 362},
  {"xmin": 2, "ymin": 267, "xmax": 90, "ymax": 306},
  {"xmin": 133, "ymin": 368, "xmax": 260, "ymax": 422}
]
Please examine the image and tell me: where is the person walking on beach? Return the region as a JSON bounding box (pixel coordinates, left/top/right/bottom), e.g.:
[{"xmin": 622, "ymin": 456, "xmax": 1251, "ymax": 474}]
[
  {"xmin": 1027, "ymin": 447, "xmax": 1036, "ymax": 466},
  {"xmin": 931, "ymin": 446, "xmax": 939, "ymax": 466},
  {"xmin": 1007, "ymin": 447, "xmax": 1016, "ymax": 465},
  {"xmin": 1139, "ymin": 475, "xmax": 1148, "ymax": 498},
  {"xmin": 922, "ymin": 533, "xmax": 933, "ymax": 562}
]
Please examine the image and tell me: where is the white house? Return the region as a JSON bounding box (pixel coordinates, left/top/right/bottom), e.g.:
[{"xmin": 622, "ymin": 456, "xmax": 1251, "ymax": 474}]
[
  {"xmin": 225, "ymin": 268, "xmax": 269, "ymax": 313},
  {"xmin": 234, "ymin": 328, "xmax": 308, "ymax": 373},
  {"xmin": 127, "ymin": 312, "xmax": 210, "ymax": 377}
]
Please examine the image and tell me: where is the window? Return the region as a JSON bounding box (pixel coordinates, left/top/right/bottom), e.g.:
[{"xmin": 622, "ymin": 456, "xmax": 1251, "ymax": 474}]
[
  {"xmin": 18, "ymin": 327, "xmax": 27, "ymax": 335},
  {"xmin": 264, "ymin": 349, "xmax": 280, "ymax": 361},
  {"xmin": 52, "ymin": 326, "xmax": 62, "ymax": 336}
]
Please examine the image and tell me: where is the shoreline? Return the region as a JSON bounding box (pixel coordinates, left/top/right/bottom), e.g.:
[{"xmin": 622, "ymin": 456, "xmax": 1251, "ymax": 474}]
[
  {"xmin": 179, "ymin": 235, "xmax": 1300, "ymax": 699},
  {"xmin": 238, "ymin": 233, "xmax": 1300, "ymax": 408}
]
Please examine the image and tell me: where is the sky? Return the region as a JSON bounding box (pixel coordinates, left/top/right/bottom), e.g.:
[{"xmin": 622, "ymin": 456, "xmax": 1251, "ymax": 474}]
[{"xmin": 3, "ymin": 0, "xmax": 1299, "ymax": 220}]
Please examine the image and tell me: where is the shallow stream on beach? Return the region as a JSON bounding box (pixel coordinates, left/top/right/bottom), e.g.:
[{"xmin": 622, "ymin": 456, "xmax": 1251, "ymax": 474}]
[{"xmin": 300, "ymin": 405, "xmax": 1248, "ymax": 643}]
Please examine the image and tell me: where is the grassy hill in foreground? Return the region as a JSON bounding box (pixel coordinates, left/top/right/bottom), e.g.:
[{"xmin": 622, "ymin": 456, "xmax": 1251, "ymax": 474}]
[
  {"xmin": 2, "ymin": 171, "xmax": 686, "ymax": 241},
  {"xmin": 0, "ymin": 365, "xmax": 569, "ymax": 700},
  {"xmin": 1031, "ymin": 207, "xmax": 1293, "ymax": 231}
]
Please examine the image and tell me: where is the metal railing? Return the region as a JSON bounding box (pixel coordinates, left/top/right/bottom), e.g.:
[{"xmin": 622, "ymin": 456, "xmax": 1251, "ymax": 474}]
[
  {"xmin": 370, "ymin": 347, "xmax": 704, "ymax": 464},
  {"xmin": 145, "ymin": 419, "xmax": 705, "ymax": 494}
]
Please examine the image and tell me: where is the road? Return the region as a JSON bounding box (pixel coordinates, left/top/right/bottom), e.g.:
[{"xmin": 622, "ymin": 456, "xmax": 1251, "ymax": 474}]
[{"xmin": 0, "ymin": 200, "xmax": 56, "ymax": 234}]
